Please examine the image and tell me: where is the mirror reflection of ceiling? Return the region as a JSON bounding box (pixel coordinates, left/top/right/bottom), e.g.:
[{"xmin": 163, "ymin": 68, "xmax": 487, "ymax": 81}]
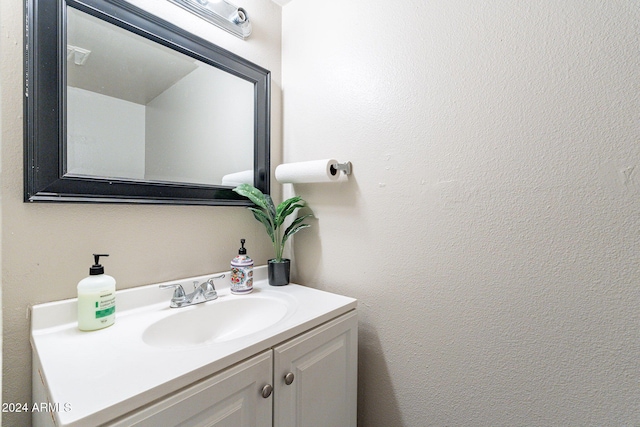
[{"xmin": 67, "ymin": 7, "xmax": 198, "ymax": 105}]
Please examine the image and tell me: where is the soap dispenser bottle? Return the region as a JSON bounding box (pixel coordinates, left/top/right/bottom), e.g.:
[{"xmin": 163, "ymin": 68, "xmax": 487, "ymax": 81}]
[
  {"xmin": 230, "ymin": 239, "xmax": 253, "ymax": 294},
  {"xmin": 77, "ymin": 254, "xmax": 116, "ymax": 331}
]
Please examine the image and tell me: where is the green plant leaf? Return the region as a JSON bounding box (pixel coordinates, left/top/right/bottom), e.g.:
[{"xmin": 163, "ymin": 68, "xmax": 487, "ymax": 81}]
[
  {"xmin": 283, "ymin": 215, "xmax": 312, "ymax": 247},
  {"xmin": 234, "ymin": 184, "xmax": 312, "ymax": 261},
  {"xmin": 276, "ymin": 197, "xmax": 305, "ymax": 227},
  {"xmin": 264, "ymin": 193, "xmax": 277, "ymax": 224},
  {"xmin": 282, "ymin": 223, "xmax": 311, "ymax": 245},
  {"xmin": 249, "ymin": 208, "xmax": 275, "ymax": 243},
  {"xmin": 276, "ymin": 196, "xmax": 303, "ymax": 216},
  {"xmin": 233, "ymin": 184, "xmax": 270, "ymax": 212},
  {"xmin": 283, "ymin": 213, "xmax": 313, "ymax": 237}
]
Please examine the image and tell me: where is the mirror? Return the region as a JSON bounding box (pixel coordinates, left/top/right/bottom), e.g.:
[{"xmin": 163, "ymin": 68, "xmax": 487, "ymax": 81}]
[
  {"xmin": 25, "ymin": 0, "xmax": 270, "ymax": 205},
  {"xmin": 66, "ymin": 7, "xmax": 255, "ymax": 186}
]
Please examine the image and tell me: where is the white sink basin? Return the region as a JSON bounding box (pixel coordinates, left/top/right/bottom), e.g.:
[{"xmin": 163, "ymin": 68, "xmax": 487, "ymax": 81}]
[{"xmin": 143, "ymin": 295, "xmax": 291, "ymax": 348}]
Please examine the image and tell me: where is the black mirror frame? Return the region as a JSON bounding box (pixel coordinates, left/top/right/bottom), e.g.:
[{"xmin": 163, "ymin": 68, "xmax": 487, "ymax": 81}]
[{"xmin": 24, "ymin": 0, "xmax": 270, "ymax": 205}]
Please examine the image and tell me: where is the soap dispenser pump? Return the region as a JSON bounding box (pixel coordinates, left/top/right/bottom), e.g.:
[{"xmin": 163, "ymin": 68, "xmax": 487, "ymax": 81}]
[
  {"xmin": 230, "ymin": 239, "xmax": 253, "ymax": 294},
  {"xmin": 77, "ymin": 254, "xmax": 116, "ymax": 331}
]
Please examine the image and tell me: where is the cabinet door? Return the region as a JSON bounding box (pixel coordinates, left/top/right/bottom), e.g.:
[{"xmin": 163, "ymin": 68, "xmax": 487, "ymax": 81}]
[
  {"xmin": 273, "ymin": 311, "xmax": 358, "ymax": 427},
  {"xmin": 110, "ymin": 350, "xmax": 273, "ymax": 427}
]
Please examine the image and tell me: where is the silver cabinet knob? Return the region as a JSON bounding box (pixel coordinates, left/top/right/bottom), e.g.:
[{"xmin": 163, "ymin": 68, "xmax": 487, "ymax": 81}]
[
  {"xmin": 284, "ymin": 372, "xmax": 295, "ymax": 385},
  {"xmin": 261, "ymin": 384, "xmax": 273, "ymax": 398}
]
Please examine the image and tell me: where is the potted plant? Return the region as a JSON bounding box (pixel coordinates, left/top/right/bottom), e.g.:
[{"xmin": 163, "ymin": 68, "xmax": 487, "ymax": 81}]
[{"xmin": 233, "ymin": 184, "xmax": 312, "ymax": 286}]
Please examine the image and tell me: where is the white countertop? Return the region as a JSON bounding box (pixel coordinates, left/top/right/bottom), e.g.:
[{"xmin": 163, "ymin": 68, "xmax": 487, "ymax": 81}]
[{"xmin": 30, "ymin": 266, "xmax": 357, "ymax": 426}]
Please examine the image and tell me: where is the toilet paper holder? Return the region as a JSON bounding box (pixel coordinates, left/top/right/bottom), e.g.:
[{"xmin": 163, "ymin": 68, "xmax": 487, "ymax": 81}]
[
  {"xmin": 275, "ymin": 159, "xmax": 352, "ymax": 184},
  {"xmin": 329, "ymin": 161, "xmax": 352, "ymax": 176}
]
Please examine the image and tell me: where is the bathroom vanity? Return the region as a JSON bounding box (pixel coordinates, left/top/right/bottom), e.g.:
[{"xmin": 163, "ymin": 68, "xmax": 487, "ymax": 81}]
[{"xmin": 31, "ymin": 267, "xmax": 357, "ymax": 426}]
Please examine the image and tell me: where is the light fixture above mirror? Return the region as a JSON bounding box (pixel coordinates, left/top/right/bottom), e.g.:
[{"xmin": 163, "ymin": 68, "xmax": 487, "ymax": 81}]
[{"xmin": 167, "ymin": 0, "xmax": 252, "ymax": 39}]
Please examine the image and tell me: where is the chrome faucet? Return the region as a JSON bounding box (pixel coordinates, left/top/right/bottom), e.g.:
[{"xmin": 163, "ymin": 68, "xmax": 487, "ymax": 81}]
[{"xmin": 160, "ymin": 274, "xmax": 225, "ymax": 308}]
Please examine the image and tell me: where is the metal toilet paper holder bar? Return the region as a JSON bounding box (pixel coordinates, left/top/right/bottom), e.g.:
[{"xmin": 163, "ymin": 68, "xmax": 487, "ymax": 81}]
[{"xmin": 330, "ymin": 161, "xmax": 352, "ymax": 176}]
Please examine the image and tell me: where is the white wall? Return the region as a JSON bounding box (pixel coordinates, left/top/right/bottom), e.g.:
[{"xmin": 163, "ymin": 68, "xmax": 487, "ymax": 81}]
[
  {"xmin": 145, "ymin": 65, "xmax": 253, "ymax": 184},
  {"xmin": 68, "ymin": 65, "xmax": 254, "ymax": 185},
  {"xmin": 1, "ymin": 0, "xmax": 282, "ymax": 425},
  {"xmin": 282, "ymin": 1, "xmax": 640, "ymax": 425},
  {"xmin": 67, "ymin": 87, "xmax": 146, "ymax": 179}
]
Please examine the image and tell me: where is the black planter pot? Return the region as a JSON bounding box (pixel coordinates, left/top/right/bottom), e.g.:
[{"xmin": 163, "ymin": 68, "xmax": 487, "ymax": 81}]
[{"xmin": 268, "ymin": 259, "xmax": 290, "ymax": 286}]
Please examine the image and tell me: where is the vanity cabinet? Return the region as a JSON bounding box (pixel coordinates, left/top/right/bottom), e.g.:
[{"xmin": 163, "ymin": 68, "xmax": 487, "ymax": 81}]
[
  {"xmin": 31, "ymin": 272, "xmax": 358, "ymax": 427},
  {"xmin": 108, "ymin": 311, "xmax": 357, "ymax": 427}
]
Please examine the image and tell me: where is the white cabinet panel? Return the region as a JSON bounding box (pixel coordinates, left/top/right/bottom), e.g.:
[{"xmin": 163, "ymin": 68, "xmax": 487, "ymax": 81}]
[
  {"xmin": 273, "ymin": 311, "xmax": 358, "ymax": 427},
  {"xmin": 110, "ymin": 350, "xmax": 273, "ymax": 427}
]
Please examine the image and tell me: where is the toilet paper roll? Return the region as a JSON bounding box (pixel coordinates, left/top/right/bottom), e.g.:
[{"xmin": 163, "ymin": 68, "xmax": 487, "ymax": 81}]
[
  {"xmin": 221, "ymin": 170, "xmax": 253, "ymax": 186},
  {"xmin": 275, "ymin": 159, "xmax": 340, "ymax": 184}
]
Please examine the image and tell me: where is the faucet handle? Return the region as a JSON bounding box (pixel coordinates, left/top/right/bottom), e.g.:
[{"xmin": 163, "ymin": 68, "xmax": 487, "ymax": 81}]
[
  {"xmin": 159, "ymin": 283, "xmax": 186, "ymax": 299},
  {"xmin": 199, "ymin": 275, "xmax": 224, "ymax": 301},
  {"xmin": 197, "ymin": 274, "xmax": 225, "ymax": 291},
  {"xmin": 206, "ymin": 274, "xmax": 225, "ymax": 286},
  {"xmin": 202, "ymin": 279, "xmax": 218, "ymax": 300},
  {"xmin": 206, "ymin": 274, "xmax": 225, "ymax": 292}
]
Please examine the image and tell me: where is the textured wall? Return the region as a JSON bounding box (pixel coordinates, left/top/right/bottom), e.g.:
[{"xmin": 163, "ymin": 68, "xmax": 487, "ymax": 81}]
[
  {"xmin": 0, "ymin": 1, "xmax": 282, "ymax": 425},
  {"xmin": 282, "ymin": 1, "xmax": 640, "ymax": 425}
]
